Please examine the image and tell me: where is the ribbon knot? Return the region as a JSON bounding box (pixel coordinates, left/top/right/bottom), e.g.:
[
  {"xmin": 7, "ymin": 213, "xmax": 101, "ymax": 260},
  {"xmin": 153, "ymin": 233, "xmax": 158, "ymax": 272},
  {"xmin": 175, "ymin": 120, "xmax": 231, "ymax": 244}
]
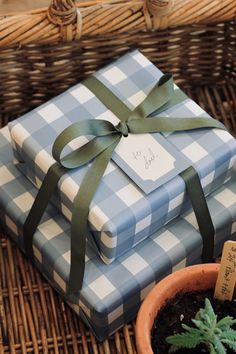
[{"xmin": 116, "ymin": 121, "xmax": 129, "ymax": 137}]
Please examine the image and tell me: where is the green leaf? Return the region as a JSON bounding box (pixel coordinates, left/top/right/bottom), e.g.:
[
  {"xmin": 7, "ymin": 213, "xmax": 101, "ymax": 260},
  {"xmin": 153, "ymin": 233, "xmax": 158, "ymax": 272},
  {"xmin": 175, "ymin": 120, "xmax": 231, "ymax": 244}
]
[
  {"xmin": 221, "ymin": 339, "xmax": 236, "ymax": 352},
  {"xmin": 216, "ymin": 316, "xmax": 236, "ymax": 329},
  {"xmin": 209, "ymin": 343, "xmax": 216, "ymax": 354},
  {"xmin": 214, "ymin": 337, "xmax": 227, "ymax": 354},
  {"xmin": 181, "ymin": 324, "xmax": 203, "ymax": 336},
  {"xmin": 165, "ymin": 298, "xmax": 236, "ymax": 353},
  {"xmin": 166, "ymin": 332, "xmax": 202, "ymax": 348},
  {"xmin": 192, "ymin": 319, "xmax": 210, "ymax": 332},
  {"xmin": 168, "ymin": 345, "xmax": 179, "ymax": 353},
  {"xmin": 220, "ymin": 329, "xmax": 236, "ymax": 341},
  {"xmin": 205, "ymin": 298, "xmax": 217, "ymax": 324}
]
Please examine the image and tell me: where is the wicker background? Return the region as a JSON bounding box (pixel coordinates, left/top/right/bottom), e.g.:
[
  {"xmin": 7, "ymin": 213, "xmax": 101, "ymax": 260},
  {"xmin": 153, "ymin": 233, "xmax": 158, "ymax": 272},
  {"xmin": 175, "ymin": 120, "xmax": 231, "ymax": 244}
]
[
  {"xmin": 0, "ymin": 1, "xmax": 50, "ymax": 14},
  {"xmin": 0, "ymin": 20, "xmax": 236, "ymax": 135},
  {"xmin": 0, "ymin": 231, "xmax": 137, "ymax": 353},
  {"xmin": 1, "ymin": 62, "xmax": 236, "ymax": 353},
  {"xmin": 0, "ymin": 4, "xmax": 235, "ymax": 351}
]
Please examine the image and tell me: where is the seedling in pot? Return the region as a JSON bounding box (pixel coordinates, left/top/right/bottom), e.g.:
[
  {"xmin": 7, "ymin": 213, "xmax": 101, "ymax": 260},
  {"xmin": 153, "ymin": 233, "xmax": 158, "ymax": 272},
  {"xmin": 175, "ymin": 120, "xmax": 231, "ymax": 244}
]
[
  {"xmin": 166, "ymin": 241, "xmax": 236, "ymax": 354},
  {"xmin": 166, "ymin": 297, "xmax": 236, "ymax": 354}
]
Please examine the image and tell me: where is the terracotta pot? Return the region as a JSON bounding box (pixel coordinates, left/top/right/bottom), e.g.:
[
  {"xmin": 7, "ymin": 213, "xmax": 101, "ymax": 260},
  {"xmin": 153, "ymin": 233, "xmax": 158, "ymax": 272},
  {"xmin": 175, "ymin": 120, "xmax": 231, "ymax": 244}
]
[{"xmin": 135, "ymin": 263, "xmax": 220, "ymax": 354}]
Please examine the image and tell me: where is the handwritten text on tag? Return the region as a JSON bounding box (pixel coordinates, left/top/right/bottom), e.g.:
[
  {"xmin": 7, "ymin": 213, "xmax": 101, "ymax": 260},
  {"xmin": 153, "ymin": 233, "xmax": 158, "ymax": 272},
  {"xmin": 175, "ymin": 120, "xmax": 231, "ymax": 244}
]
[{"xmin": 214, "ymin": 241, "xmax": 236, "ymax": 301}]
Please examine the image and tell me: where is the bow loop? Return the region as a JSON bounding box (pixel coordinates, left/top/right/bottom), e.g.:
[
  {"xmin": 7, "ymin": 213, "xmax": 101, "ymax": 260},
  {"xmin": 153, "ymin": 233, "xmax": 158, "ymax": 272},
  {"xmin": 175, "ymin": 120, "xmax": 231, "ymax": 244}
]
[{"xmin": 52, "ymin": 119, "xmax": 118, "ymax": 168}]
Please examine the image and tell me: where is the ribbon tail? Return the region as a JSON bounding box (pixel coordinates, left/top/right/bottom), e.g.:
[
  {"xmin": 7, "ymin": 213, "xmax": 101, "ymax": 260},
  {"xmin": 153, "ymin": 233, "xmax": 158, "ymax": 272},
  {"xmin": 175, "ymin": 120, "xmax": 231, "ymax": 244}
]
[
  {"xmin": 128, "ymin": 116, "xmax": 226, "ymax": 134},
  {"xmin": 131, "ymin": 74, "xmax": 175, "ymax": 119},
  {"xmin": 23, "ymin": 163, "xmax": 67, "ymax": 259},
  {"xmin": 83, "ymin": 76, "xmax": 131, "ymax": 122},
  {"xmin": 68, "ymin": 137, "xmax": 120, "ymax": 295},
  {"xmin": 150, "ymin": 88, "xmax": 187, "ymax": 115},
  {"xmin": 180, "ymin": 166, "xmax": 215, "ymax": 263}
]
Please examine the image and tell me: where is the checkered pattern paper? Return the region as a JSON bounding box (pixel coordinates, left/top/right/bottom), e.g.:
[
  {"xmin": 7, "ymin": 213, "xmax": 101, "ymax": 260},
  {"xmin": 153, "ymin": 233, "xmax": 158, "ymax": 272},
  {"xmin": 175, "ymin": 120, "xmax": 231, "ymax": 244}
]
[
  {"xmin": 8, "ymin": 50, "xmax": 236, "ymax": 264},
  {"xmin": 0, "ymin": 127, "xmax": 236, "ymax": 340}
]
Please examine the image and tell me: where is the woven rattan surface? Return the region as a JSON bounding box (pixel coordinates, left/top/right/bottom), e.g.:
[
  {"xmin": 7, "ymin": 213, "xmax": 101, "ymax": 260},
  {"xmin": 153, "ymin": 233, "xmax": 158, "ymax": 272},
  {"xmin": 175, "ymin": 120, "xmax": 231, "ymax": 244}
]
[
  {"xmin": 0, "ymin": 0, "xmax": 236, "ymax": 46},
  {"xmin": 1, "ymin": 20, "xmax": 236, "ymax": 128},
  {"xmin": 0, "ymin": 80, "xmax": 235, "ymax": 353},
  {"xmin": 0, "ymin": 230, "xmax": 137, "ymax": 354},
  {"xmin": 0, "ymin": 0, "xmax": 236, "ymax": 45},
  {"xmin": 0, "ymin": 0, "xmax": 235, "ymax": 126},
  {"xmin": 0, "ymin": 2, "xmax": 235, "ymax": 350}
]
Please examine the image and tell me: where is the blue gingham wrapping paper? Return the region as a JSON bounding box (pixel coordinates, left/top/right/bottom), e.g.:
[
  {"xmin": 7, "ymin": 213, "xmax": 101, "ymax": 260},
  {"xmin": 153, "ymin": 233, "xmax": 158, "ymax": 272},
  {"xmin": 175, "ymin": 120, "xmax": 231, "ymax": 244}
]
[
  {"xmin": 8, "ymin": 50, "xmax": 236, "ymax": 264},
  {"xmin": 0, "ymin": 126, "xmax": 236, "ymax": 340}
]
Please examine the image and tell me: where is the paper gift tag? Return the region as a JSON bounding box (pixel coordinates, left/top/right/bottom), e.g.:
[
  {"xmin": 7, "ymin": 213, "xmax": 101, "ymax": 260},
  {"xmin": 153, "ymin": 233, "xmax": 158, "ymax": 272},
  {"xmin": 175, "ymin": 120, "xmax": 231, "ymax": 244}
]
[
  {"xmin": 112, "ymin": 132, "xmax": 190, "ymax": 194},
  {"xmin": 214, "ymin": 240, "xmax": 236, "ymax": 301}
]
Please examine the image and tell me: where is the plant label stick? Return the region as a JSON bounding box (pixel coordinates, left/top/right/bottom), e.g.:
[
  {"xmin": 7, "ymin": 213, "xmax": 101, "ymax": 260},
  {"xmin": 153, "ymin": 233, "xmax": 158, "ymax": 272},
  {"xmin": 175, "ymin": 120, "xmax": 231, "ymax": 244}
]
[{"xmin": 214, "ymin": 240, "xmax": 236, "ymax": 301}]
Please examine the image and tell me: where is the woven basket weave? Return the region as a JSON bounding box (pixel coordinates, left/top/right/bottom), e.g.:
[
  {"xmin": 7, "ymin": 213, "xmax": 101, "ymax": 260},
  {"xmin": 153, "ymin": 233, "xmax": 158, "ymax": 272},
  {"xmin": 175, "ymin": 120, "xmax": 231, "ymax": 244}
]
[
  {"xmin": 0, "ymin": 0, "xmax": 236, "ymax": 130},
  {"xmin": 0, "ymin": 1, "xmax": 236, "ymax": 353}
]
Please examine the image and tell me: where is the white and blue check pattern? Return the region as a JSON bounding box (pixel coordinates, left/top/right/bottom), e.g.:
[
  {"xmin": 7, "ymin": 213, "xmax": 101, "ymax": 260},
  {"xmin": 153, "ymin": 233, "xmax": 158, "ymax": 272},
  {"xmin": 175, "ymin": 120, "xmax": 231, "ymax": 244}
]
[
  {"xmin": 8, "ymin": 50, "xmax": 236, "ymax": 264},
  {"xmin": 1, "ymin": 127, "xmax": 236, "ymax": 340}
]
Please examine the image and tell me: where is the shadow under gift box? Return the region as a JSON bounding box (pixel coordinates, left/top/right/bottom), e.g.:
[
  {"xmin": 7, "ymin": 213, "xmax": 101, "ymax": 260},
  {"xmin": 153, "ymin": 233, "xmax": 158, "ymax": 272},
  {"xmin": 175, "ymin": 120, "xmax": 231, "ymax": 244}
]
[
  {"xmin": 8, "ymin": 50, "xmax": 236, "ymax": 265},
  {"xmin": 0, "ymin": 126, "xmax": 236, "ymax": 340}
]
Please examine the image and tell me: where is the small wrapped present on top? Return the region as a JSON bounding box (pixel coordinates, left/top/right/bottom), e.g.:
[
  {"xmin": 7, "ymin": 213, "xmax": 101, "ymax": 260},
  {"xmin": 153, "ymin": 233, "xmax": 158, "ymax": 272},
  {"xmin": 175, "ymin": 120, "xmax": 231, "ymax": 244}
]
[
  {"xmin": 8, "ymin": 51, "xmax": 236, "ymax": 269},
  {"xmin": 0, "ymin": 126, "xmax": 236, "ymax": 340}
]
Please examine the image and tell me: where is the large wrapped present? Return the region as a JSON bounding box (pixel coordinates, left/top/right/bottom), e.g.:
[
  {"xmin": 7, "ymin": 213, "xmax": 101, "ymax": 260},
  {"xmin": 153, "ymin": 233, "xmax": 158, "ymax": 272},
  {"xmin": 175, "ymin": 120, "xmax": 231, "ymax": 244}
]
[
  {"xmin": 8, "ymin": 50, "xmax": 236, "ymax": 267},
  {"xmin": 1, "ymin": 127, "xmax": 235, "ymax": 340}
]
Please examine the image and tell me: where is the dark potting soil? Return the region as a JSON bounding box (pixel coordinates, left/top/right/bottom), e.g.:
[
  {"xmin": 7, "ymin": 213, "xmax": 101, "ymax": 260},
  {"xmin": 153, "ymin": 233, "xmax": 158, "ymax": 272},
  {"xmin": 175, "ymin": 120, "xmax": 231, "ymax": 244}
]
[{"xmin": 151, "ymin": 289, "xmax": 236, "ymax": 354}]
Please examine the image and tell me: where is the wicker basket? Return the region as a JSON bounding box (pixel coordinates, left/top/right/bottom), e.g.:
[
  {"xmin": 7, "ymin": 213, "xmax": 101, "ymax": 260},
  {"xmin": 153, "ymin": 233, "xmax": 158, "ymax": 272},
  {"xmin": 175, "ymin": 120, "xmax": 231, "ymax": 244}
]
[
  {"xmin": 0, "ymin": 0, "xmax": 236, "ymax": 132},
  {"xmin": 0, "ymin": 1, "xmax": 236, "ymax": 353}
]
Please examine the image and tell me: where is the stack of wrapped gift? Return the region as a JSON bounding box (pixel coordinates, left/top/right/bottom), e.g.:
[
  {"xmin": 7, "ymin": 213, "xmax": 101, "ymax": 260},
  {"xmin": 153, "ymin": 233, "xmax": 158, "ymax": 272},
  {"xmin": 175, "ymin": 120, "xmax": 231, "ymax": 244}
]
[{"xmin": 0, "ymin": 50, "xmax": 235, "ymax": 340}]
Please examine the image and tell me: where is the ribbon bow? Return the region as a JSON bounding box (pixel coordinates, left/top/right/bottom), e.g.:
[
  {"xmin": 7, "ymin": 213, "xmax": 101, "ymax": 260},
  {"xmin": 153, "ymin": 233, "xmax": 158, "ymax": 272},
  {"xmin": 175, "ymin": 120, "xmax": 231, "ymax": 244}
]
[{"xmin": 23, "ymin": 73, "xmax": 225, "ymax": 295}]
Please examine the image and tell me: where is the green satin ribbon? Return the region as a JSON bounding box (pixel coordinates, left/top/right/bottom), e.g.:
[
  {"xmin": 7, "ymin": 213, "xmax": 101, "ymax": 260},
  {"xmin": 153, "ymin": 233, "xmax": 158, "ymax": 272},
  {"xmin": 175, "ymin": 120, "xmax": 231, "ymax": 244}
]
[{"xmin": 23, "ymin": 73, "xmax": 225, "ymax": 294}]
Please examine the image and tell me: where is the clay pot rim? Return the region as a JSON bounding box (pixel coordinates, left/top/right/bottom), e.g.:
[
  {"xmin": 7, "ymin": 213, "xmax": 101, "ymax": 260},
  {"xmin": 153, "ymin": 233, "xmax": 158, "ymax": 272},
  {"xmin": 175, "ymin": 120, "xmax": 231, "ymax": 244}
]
[{"xmin": 135, "ymin": 263, "xmax": 220, "ymax": 354}]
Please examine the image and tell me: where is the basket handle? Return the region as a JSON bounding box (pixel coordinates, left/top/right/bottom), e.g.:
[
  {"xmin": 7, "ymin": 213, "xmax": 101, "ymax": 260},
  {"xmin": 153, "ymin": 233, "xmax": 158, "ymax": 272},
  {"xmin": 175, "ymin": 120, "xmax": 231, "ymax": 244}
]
[
  {"xmin": 146, "ymin": 0, "xmax": 174, "ymax": 16},
  {"xmin": 145, "ymin": 0, "xmax": 175, "ymax": 29},
  {"xmin": 47, "ymin": 0, "xmax": 82, "ymax": 40},
  {"xmin": 47, "ymin": 0, "xmax": 174, "ymax": 29}
]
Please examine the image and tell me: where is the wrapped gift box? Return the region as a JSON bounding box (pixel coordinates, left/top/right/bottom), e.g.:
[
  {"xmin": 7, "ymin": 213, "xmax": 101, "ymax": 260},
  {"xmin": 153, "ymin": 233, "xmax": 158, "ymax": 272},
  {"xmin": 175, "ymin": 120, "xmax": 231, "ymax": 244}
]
[
  {"xmin": 1, "ymin": 126, "xmax": 236, "ymax": 340},
  {"xmin": 8, "ymin": 50, "xmax": 236, "ymax": 264}
]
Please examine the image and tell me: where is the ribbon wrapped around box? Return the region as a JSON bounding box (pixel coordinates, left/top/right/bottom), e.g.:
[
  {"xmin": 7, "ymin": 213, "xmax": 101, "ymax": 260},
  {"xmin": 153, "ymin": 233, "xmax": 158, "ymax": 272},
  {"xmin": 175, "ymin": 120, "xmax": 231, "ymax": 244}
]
[
  {"xmin": 1, "ymin": 126, "xmax": 236, "ymax": 340},
  {"xmin": 8, "ymin": 51, "xmax": 236, "ymax": 292}
]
